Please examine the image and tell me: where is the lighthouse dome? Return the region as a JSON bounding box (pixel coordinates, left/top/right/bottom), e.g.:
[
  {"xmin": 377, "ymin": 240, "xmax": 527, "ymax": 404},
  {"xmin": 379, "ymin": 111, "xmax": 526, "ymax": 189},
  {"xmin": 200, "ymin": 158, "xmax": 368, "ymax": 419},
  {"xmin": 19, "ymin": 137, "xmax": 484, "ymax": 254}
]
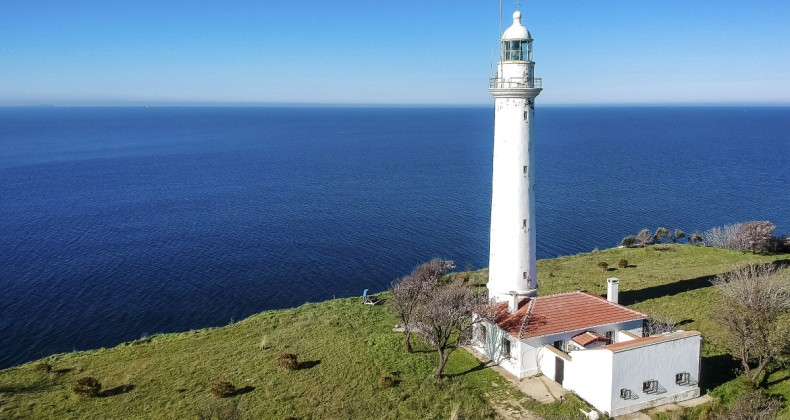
[{"xmin": 502, "ymin": 11, "xmax": 531, "ymax": 40}]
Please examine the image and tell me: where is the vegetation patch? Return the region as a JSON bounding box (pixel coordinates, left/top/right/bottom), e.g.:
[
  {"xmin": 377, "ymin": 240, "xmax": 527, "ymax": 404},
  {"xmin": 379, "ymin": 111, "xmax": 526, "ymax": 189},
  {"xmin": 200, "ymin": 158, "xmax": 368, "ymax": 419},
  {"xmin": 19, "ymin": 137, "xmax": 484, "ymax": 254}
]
[{"xmin": 0, "ymin": 245, "xmax": 787, "ymax": 418}]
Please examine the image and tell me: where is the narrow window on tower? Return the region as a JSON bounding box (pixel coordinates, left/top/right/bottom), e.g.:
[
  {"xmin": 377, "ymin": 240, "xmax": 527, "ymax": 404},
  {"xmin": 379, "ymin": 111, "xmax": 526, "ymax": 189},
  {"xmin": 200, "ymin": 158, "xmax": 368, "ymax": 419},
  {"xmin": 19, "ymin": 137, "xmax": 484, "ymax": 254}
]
[
  {"xmin": 523, "ymin": 166, "xmax": 528, "ymax": 174},
  {"xmin": 522, "ymin": 219, "xmax": 527, "ymax": 228},
  {"xmin": 524, "ymin": 111, "xmax": 528, "ymax": 121},
  {"xmin": 523, "ymin": 272, "xmax": 527, "ymax": 280}
]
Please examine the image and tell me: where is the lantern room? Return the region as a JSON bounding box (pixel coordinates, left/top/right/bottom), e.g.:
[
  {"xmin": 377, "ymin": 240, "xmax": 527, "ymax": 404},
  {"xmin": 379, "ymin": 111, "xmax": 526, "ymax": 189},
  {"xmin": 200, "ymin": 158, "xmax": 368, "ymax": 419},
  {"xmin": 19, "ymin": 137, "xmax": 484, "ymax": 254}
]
[{"xmin": 501, "ymin": 11, "xmax": 532, "ymax": 62}]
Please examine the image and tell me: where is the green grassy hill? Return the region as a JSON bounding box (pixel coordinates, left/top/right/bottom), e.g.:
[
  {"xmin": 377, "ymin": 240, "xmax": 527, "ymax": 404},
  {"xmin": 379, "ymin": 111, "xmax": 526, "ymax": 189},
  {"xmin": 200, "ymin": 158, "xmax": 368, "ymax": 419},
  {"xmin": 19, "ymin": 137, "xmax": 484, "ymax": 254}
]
[{"xmin": 1, "ymin": 245, "xmax": 787, "ymax": 419}]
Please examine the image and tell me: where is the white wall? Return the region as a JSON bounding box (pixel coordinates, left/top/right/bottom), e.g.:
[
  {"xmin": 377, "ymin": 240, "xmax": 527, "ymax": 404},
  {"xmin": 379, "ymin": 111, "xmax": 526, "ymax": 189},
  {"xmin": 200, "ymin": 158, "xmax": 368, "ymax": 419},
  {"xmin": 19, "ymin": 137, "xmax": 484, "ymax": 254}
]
[
  {"xmin": 474, "ymin": 321, "xmax": 524, "ymax": 377},
  {"xmin": 609, "ymin": 335, "xmax": 702, "ymax": 416},
  {"xmin": 563, "ymin": 348, "xmax": 614, "ymax": 413}
]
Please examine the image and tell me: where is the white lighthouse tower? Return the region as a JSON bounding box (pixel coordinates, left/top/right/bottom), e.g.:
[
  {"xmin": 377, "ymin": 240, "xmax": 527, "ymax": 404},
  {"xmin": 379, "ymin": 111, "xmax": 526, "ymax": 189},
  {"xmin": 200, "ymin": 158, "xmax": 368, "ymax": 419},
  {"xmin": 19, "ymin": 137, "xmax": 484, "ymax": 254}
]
[{"xmin": 487, "ymin": 10, "xmax": 542, "ymax": 312}]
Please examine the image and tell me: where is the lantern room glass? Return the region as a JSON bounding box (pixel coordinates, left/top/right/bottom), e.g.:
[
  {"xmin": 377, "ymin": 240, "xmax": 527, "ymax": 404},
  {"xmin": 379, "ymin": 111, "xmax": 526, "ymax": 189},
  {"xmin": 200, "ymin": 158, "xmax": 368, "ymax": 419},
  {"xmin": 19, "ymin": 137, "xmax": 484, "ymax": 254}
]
[{"xmin": 502, "ymin": 40, "xmax": 532, "ymax": 61}]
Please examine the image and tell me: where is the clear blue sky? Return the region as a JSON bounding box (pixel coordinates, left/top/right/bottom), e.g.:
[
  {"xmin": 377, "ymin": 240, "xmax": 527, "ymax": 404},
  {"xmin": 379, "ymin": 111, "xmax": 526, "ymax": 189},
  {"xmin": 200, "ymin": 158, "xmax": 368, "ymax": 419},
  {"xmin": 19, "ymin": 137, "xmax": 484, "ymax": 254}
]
[{"xmin": 1, "ymin": 1, "xmax": 789, "ymax": 106}]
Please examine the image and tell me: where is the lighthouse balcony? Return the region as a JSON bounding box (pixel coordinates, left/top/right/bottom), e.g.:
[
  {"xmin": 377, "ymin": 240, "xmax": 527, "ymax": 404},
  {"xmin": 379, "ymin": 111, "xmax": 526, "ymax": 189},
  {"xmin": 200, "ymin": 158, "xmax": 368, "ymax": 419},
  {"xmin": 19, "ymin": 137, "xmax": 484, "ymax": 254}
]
[{"xmin": 489, "ymin": 76, "xmax": 543, "ymax": 89}]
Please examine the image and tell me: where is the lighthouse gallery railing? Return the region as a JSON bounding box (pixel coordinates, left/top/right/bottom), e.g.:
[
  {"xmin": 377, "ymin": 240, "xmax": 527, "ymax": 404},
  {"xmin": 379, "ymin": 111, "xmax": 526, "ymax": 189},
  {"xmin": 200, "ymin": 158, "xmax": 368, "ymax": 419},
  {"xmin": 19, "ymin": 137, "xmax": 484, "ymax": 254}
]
[{"xmin": 489, "ymin": 77, "xmax": 543, "ymax": 89}]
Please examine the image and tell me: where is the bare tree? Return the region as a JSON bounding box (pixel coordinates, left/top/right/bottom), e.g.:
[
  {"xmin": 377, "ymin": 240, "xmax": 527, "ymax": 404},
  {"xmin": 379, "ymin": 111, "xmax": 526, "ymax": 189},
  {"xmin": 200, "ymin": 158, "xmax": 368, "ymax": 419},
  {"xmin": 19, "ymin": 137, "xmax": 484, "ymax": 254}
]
[
  {"xmin": 740, "ymin": 221, "xmax": 776, "ymax": 254},
  {"xmin": 390, "ymin": 259, "xmax": 454, "ymax": 353},
  {"xmin": 689, "ymin": 231, "xmax": 703, "ymax": 245},
  {"xmin": 704, "ymin": 221, "xmax": 776, "ymax": 253},
  {"xmin": 636, "ymin": 229, "xmax": 652, "ymax": 247},
  {"xmin": 413, "ymin": 281, "xmax": 486, "ymax": 378},
  {"xmin": 711, "ymin": 263, "xmax": 790, "ymax": 382}
]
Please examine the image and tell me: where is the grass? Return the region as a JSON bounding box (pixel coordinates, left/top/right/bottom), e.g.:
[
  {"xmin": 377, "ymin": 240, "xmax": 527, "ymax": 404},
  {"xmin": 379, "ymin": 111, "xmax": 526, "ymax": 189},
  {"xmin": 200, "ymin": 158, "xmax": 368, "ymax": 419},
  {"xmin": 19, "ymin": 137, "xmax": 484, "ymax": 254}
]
[{"xmin": 1, "ymin": 245, "xmax": 788, "ymax": 419}]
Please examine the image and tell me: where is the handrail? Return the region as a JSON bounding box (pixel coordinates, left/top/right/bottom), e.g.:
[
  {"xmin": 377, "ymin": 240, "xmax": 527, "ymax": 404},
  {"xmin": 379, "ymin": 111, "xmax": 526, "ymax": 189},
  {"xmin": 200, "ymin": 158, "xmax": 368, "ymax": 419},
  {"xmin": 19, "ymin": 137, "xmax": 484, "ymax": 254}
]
[{"xmin": 489, "ymin": 77, "xmax": 543, "ymax": 89}]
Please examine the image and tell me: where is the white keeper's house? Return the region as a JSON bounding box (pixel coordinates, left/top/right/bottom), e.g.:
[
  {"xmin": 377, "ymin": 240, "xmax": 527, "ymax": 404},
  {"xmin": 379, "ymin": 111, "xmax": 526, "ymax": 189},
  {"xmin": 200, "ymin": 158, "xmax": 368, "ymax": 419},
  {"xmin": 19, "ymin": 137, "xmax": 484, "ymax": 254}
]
[{"xmin": 473, "ymin": 10, "xmax": 702, "ymax": 417}]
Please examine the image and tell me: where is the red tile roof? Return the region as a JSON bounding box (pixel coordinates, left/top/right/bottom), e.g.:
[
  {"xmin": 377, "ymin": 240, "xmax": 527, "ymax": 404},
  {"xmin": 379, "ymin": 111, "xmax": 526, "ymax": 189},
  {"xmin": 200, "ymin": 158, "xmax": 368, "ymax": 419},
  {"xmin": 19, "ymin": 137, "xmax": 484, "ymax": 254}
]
[
  {"xmin": 490, "ymin": 291, "xmax": 647, "ymax": 340},
  {"xmin": 571, "ymin": 331, "xmax": 609, "ymax": 347}
]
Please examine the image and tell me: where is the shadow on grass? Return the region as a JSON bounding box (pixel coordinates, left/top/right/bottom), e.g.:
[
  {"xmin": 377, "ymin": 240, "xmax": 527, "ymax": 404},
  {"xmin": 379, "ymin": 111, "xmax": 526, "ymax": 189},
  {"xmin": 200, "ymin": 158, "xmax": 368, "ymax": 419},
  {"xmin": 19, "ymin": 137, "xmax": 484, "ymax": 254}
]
[
  {"xmin": 298, "ymin": 360, "xmax": 321, "ymax": 370},
  {"xmin": 100, "ymin": 384, "xmax": 135, "ymax": 397},
  {"xmin": 229, "ymin": 386, "xmax": 255, "ymax": 397},
  {"xmin": 448, "ymin": 361, "xmax": 490, "ymax": 378},
  {"xmin": 619, "ymin": 273, "xmax": 717, "ymax": 305},
  {"xmin": 700, "ymin": 354, "xmax": 740, "ymax": 393},
  {"xmin": 762, "ymin": 367, "xmax": 790, "ymax": 387},
  {"xmin": 52, "ymin": 368, "xmax": 73, "ymax": 375},
  {"xmin": 0, "ymin": 379, "xmax": 54, "ymax": 394},
  {"xmin": 620, "ymin": 259, "xmax": 790, "ymax": 306}
]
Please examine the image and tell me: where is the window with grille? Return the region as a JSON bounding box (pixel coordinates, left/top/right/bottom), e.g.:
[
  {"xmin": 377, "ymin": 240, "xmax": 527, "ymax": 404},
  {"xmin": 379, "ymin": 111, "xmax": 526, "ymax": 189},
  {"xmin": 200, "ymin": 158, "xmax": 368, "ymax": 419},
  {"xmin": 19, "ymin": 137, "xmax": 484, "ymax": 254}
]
[{"xmin": 502, "ymin": 338, "xmax": 511, "ymax": 358}]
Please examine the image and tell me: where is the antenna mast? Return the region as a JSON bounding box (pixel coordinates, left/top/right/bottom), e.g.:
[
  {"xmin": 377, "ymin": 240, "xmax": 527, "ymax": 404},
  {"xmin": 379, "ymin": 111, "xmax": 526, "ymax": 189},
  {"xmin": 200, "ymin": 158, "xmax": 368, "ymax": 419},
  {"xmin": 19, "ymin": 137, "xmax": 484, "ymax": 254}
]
[{"xmin": 499, "ymin": 0, "xmax": 503, "ymax": 38}]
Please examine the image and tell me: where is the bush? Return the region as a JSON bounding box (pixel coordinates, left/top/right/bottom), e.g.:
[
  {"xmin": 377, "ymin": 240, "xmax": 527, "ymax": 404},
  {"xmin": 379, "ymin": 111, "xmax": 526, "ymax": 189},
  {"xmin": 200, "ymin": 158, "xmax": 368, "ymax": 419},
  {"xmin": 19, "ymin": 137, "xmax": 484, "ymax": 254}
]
[
  {"xmin": 378, "ymin": 374, "xmax": 395, "ymax": 388},
  {"xmin": 210, "ymin": 380, "xmax": 237, "ymax": 398},
  {"xmin": 597, "ymin": 262, "xmax": 608, "ymax": 271},
  {"xmin": 716, "ymin": 388, "xmax": 782, "ymax": 420},
  {"xmin": 703, "ymin": 221, "xmax": 775, "ymax": 253},
  {"xmin": 620, "ymin": 236, "xmax": 637, "ymax": 248},
  {"xmin": 689, "ymin": 231, "xmax": 703, "ymax": 245},
  {"xmin": 73, "ymin": 377, "xmax": 102, "ymax": 397},
  {"xmin": 278, "ymin": 353, "xmax": 298, "ymax": 371},
  {"xmin": 34, "ymin": 363, "xmax": 52, "ymax": 374},
  {"xmin": 618, "ymin": 259, "xmax": 628, "ymax": 268},
  {"xmin": 636, "ymin": 229, "xmax": 652, "ymax": 246}
]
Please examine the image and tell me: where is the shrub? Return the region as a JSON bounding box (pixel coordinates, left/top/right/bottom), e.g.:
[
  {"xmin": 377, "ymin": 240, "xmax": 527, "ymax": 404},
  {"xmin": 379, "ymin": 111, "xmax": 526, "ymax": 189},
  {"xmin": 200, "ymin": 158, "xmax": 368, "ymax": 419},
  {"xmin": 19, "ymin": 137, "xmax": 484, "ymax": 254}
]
[
  {"xmin": 278, "ymin": 353, "xmax": 298, "ymax": 370},
  {"xmin": 718, "ymin": 388, "xmax": 782, "ymax": 420},
  {"xmin": 210, "ymin": 380, "xmax": 237, "ymax": 398},
  {"xmin": 378, "ymin": 374, "xmax": 395, "ymax": 388},
  {"xmin": 618, "ymin": 259, "xmax": 628, "ymax": 268},
  {"xmin": 73, "ymin": 377, "xmax": 102, "ymax": 397},
  {"xmin": 689, "ymin": 231, "xmax": 703, "ymax": 245},
  {"xmin": 34, "ymin": 363, "xmax": 52, "ymax": 374},
  {"xmin": 620, "ymin": 236, "xmax": 637, "ymax": 248},
  {"xmin": 654, "ymin": 227, "xmax": 670, "ymax": 243},
  {"xmin": 636, "ymin": 229, "xmax": 652, "ymax": 246},
  {"xmin": 597, "ymin": 262, "xmax": 608, "ymax": 271},
  {"xmin": 673, "ymin": 229, "xmax": 685, "ymax": 243},
  {"xmin": 703, "ymin": 221, "xmax": 775, "ymax": 253}
]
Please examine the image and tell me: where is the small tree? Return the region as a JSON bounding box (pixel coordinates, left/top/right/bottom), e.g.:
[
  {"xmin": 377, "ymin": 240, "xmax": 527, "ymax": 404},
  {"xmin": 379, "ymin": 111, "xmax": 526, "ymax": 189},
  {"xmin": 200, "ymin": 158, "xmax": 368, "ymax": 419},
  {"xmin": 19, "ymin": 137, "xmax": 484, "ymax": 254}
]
[
  {"xmin": 711, "ymin": 263, "xmax": 790, "ymax": 382},
  {"xmin": 391, "ymin": 259, "xmax": 454, "ymax": 353},
  {"xmin": 636, "ymin": 229, "xmax": 652, "ymax": 247},
  {"xmin": 597, "ymin": 261, "xmax": 609, "ymax": 271},
  {"xmin": 672, "ymin": 229, "xmax": 685, "ymax": 243},
  {"xmin": 413, "ymin": 281, "xmax": 485, "ymax": 378},
  {"xmin": 620, "ymin": 236, "xmax": 637, "ymax": 248},
  {"xmin": 618, "ymin": 259, "xmax": 628, "ymax": 268},
  {"xmin": 689, "ymin": 231, "xmax": 703, "ymax": 245},
  {"xmin": 654, "ymin": 227, "xmax": 670, "ymax": 244},
  {"xmin": 740, "ymin": 221, "xmax": 775, "ymax": 254}
]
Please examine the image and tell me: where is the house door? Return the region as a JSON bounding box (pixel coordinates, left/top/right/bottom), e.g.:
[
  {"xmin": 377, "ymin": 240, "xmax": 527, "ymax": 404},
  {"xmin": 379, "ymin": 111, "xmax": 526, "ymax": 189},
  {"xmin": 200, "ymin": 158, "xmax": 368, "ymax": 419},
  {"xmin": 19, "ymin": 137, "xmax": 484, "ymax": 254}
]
[{"xmin": 555, "ymin": 357, "xmax": 564, "ymax": 385}]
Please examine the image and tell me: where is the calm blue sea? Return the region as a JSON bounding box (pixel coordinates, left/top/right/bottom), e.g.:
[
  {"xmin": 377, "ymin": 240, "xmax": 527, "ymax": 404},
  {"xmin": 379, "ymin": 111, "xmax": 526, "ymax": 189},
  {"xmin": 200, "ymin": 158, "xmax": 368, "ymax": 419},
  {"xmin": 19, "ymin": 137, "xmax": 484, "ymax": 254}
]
[{"xmin": 0, "ymin": 106, "xmax": 788, "ymax": 369}]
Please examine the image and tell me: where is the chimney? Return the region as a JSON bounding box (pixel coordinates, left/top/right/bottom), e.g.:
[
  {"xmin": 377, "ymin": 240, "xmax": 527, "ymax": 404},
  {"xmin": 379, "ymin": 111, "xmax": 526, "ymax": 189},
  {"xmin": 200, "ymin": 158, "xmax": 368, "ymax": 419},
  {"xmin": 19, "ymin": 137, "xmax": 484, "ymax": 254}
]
[
  {"xmin": 508, "ymin": 291, "xmax": 520, "ymax": 313},
  {"xmin": 606, "ymin": 278, "xmax": 619, "ymax": 304}
]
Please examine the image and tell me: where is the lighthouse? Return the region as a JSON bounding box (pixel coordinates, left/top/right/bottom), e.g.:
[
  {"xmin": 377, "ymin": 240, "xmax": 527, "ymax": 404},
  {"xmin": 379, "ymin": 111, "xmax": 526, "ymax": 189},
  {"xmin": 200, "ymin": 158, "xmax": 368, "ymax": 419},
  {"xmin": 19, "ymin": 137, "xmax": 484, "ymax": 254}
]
[{"xmin": 487, "ymin": 10, "xmax": 542, "ymax": 312}]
